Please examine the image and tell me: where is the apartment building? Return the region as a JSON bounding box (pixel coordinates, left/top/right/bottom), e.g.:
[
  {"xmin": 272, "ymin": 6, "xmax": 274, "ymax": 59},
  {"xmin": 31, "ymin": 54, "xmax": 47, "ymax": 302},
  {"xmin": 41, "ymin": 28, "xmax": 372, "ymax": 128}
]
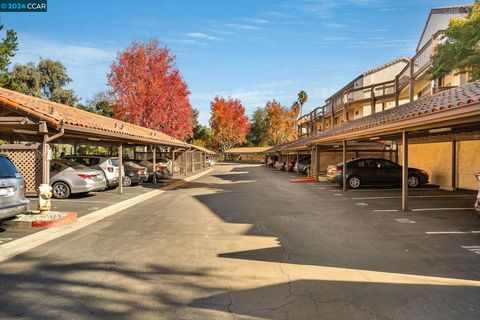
[
  {"xmin": 297, "ymin": 4, "xmax": 471, "ymax": 138},
  {"xmin": 288, "ymin": 4, "xmax": 479, "ymax": 191}
]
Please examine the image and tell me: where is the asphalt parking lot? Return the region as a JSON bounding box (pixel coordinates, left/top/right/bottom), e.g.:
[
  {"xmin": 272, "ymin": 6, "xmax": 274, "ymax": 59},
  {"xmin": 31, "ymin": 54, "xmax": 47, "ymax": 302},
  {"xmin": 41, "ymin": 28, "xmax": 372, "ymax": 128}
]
[
  {"xmin": 0, "ymin": 177, "xmax": 183, "ymax": 245},
  {"xmin": 1, "ymin": 163, "xmax": 479, "ymax": 319},
  {"xmin": 271, "ymin": 166, "xmax": 480, "ymax": 249}
]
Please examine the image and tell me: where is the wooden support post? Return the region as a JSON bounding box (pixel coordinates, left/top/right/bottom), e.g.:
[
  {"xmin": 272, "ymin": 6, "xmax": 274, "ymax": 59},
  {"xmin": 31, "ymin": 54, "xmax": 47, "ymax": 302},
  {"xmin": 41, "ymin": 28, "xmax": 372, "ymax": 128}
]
[
  {"xmin": 342, "ymin": 140, "xmax": 347, "ymax": 191},
  {"xmin": 370, "ymin": 87, "xmax": 376, "ymax": 115},
  {"xmin": 394, "ymin": 76, "xmax": 400, "ymax": 107},
  {"xmin": 452, "ymin": 139, "xmax": 457, "ymax": 190},
  {"xmin": 190, "ymin": 151, "xmax": 195, "ymax": 173},
  {"xmin": 402, "ymin": 131, "xmax": 409, "ymax": 211},
  {"xmin": 322, "ymin": 108, "xmax": 325, "ymax": 132},
  {"xmin": 152, "ymin": 145, "xmax": 157, "ymax": 184},
  {"xmin": 316, "ymin": 145, "xmax": 320, "ymax": 179},
  {"xmin": 118, "ymin": 143, "xmax": 123, "ymax": 194},
  {"xmin": 409, "ymin": 59, "xmax": 415, "ymax": 103},
  {"xmin": 184, "ymin": 152, "xmax": 188, "ymax": 175},
  {"xmin": 41, "ymin": 135, "xmax": 50, "ymax": 185},
  {"xmin": 171, "ymin": 150, "xmax": 175, "ymax": 177},
  {"xmin": 296, "ymin": 151, "xmax": 300, "ymax": 176}
]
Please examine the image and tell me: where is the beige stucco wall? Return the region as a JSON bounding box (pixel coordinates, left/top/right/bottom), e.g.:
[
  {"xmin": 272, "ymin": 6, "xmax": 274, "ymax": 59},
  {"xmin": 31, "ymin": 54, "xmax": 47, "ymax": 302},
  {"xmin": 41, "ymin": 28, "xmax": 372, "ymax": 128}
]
[
  {"xmin": 363, "ymin": 61, "xmax": 408, "ymax": 86},
  {"xmin": 457, "ymin": 140, "xmax": 480, "ymax": 190},
  {"xmin": 400, "ymin": 140, "xmax": 480, "ymax": 190},
  {"xmin": 403, "ymin": 142, "xmax": 453, "ymax": 188}
]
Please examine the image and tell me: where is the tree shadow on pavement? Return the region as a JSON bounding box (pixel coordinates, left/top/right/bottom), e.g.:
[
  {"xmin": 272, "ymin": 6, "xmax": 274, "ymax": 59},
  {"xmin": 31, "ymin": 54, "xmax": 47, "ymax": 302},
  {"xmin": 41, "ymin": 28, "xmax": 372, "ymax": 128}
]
[{"xmin": 0, "ymin": 254, "xmax": 229, "ymax": 320}]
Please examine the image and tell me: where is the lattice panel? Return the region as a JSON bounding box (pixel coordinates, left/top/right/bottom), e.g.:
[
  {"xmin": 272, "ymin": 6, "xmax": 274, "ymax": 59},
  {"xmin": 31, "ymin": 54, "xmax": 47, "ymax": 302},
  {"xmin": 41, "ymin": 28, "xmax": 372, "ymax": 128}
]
[{"xmin": 1, "ymin": 148, "xmax": 42, "ymax": 195}]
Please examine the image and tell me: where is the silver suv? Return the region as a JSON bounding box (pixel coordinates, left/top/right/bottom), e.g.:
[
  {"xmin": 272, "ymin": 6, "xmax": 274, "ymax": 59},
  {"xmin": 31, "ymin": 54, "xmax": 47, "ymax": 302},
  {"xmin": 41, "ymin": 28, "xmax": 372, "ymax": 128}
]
[
  {"xmin": 65, "ymin": 156, "xmax": 120, "ymax": 188},
  {"xmin": 0, "ymin": 154, "xmax": 29, "ymax": 219}
]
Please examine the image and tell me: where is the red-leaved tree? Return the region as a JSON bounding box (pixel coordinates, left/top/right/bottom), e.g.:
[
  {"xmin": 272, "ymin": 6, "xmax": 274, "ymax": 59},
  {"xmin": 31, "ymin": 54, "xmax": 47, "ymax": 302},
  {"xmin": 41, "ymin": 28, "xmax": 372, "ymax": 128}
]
[
  {"xmin": 108, "ymin": 39, "xmax": 193, "ymax": 140},
  {"xmin": 209, "ymin": 96, "xmax": 250, "ymax": 153}
]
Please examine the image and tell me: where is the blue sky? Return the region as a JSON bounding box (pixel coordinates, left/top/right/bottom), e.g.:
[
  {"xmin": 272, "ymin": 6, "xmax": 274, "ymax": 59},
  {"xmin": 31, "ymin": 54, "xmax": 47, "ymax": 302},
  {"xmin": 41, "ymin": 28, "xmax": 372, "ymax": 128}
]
[{"xmin": 2, "ymin": 0, "xmax": 470, "ymax": 125}]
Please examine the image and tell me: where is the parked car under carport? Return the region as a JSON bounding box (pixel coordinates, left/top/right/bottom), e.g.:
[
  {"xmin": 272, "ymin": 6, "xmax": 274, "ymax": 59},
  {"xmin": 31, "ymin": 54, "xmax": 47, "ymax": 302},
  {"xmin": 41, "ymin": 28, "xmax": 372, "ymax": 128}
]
[
  {"xmin": 122, "ymin": 161, "xmax": 148, "ymax": 187},
  {"xmin": 327, "ymin": 158, "xmax": 429, "ymax": 189},
  {"xmin": 294, "ymin": 156, "xmax": 311, "ymax": 175},
  {"xmin": 133, "ymin": 160, "xmax": 169, "ymax": 181},
  {"xmin": 0, "ymin": 154, "xmax": 29, "ymax": 219},
  {"xmin": 50, "ymin": 159, "xmax": 107, "ymax": 199}
]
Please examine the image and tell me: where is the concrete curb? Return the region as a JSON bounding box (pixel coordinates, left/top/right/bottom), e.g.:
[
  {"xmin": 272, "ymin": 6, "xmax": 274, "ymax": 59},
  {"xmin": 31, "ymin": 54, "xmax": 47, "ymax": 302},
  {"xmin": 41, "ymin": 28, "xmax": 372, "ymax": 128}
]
[
  {"xmin": 2, "ymin": 212, "xmax": 77, "ymax": 229},
  {"xmin": 0, "ymin": 168, "xmax": 214, "ymax": 263}
]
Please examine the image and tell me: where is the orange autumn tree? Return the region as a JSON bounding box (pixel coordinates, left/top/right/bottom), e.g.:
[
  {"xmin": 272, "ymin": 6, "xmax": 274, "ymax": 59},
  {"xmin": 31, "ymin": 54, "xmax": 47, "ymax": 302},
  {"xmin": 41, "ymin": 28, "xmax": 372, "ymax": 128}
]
[
  {"xmin": 265, "ymin": 100, "xmax": 298, "ymax": 145},
  {"xmin": 108, "ymin": 39, "xmax": 193, "ymax": 140},
  {"xmin": 209, "ymin": 96, "xmax": 250, "ymax": 153}
]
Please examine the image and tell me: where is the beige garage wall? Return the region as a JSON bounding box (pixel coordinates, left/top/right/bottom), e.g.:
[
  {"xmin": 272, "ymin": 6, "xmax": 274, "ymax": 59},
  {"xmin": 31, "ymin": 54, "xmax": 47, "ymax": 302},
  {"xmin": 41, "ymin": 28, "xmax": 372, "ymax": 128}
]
[
  {"xmin": 400, "ymin": 140, "xmax": 480, "ymax": 190},
  {"xmin": 404, "ymin": 142, "xmax": 453, "ymax": 188},
  {"xmin": 457, "ymin": 140, "xmax": 480, "ymax": 190}
]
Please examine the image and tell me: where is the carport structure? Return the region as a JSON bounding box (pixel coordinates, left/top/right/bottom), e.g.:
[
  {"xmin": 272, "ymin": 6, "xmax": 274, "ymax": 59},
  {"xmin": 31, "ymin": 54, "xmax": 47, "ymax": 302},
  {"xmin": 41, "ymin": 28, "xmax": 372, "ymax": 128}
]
[
  {"xmin": 0, "ymin": 87, "xmax": 212, "ymax": 196},
  {"xmin": 224, "ymin": 147, "xmax": 271, "ymax": 163},
  {"xmin": 276, "ymin": 81, "xmax": 480, "ymax": 211}
]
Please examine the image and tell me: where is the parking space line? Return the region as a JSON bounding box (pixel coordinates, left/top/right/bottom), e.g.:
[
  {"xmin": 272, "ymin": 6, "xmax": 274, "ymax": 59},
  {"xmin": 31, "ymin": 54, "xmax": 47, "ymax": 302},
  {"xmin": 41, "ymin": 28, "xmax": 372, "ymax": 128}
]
[
  {"xmin": 461, "ymin": 246, "xmax": 480, "ymax": 255},
  {"xmin": 426, "ymin": 231, "xmax": 480, "ymax": 235},
  {"xmin": 395, "ymin": 218, "xmax": 416, "ymax": 224},
  {"xmin": 352, "ymin": 195, "xmax": 475, "ymax": 200},
  {"xmin": 411, "ymin": 208, "xmax": 473, "ymax": 212},
  {"xmin": 373, "ymin": 209, "xmax": 399, "ymax": 212},
  {"xmin": 355, "ymin": 202, "xmax": 369, "ymax": 206}
]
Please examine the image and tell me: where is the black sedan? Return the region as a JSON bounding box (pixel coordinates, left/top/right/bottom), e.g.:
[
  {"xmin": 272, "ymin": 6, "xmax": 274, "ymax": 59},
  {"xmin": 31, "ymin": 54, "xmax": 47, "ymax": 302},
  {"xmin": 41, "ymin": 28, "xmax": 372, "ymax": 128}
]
[
  {"xmin": 326, "ymin": 158, "xmax": 429, "ymax": 189},
  {"xmin": 122, "ymin": 161, "xmax": 148, "ymax": 187}
]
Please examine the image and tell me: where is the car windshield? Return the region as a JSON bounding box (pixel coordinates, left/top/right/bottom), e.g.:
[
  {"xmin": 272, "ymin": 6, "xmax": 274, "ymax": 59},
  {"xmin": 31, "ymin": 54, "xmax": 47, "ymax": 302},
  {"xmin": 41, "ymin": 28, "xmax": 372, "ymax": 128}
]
[
  {"xmin": 125, "ymin": 161, "xmax": 142, "ymax": 168},
  {"xmin": 110, "ymin": 159, "xmax": 119, "ymax": 166},
  {"xmin": 0, "ymin": 156, "xmax": 18, "ymax": 178},
  {"xmin": 55, "ymin": 159, "xmax": 89, "ymax": 170}
]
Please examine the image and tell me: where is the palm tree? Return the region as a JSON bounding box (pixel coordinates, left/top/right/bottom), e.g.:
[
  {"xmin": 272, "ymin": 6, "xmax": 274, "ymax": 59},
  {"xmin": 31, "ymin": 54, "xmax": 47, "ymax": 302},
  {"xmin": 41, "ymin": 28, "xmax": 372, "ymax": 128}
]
[
  {"xmin": 291, "ymin": 101, "xmax": 301, "ymax": 117},
  {"xmin": 297, "ymin": 91, "xmax": 308, "ymax": 119}
]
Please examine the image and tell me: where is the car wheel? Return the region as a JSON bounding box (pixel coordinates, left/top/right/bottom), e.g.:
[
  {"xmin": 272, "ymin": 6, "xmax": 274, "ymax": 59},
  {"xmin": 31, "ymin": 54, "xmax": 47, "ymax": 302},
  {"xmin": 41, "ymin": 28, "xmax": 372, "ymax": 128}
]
[
  {"xmin": 122, "ymin": 176, "xmax": 132, "ymax": 187},
  {"xmin": 347, "ymin": 176, "xmax": 361, "ymax": 189},
  {"xmin": 52, "ymin": 182, "xmax": 71, "ymax": 199},
  {"xmin": 408, "ymin": 175, "xmax": 420, "ymax": 188}
]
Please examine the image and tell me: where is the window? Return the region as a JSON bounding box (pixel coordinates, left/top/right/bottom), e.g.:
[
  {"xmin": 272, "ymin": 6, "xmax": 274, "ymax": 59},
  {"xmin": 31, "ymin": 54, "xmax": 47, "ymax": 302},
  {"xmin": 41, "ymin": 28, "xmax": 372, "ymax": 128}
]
[
  {"xmin": 376, "ymin": 159, "xmax": 398, "ymax": 169},
  {"xmin": 357, "ymin": 159, "xmax": 376, "ymax": 168},
  {"xmin": 0, "ymin": 157, "xmax": 18, "ymax": 178},
  {"xmin": 50, "ymin": 163, "xmax": 61, "ymax": 172},
  {"xmin": 89, "ymin": 158, "xmax": 100, "ymax": 165}
]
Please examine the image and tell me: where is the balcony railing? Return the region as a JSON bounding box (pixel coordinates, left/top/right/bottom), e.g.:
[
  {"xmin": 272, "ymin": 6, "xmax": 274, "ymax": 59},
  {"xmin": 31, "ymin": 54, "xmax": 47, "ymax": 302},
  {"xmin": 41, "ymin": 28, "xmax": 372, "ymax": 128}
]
[
  {"xmin": 344, "ymin": 80, "xmax": 396, "ymax": 104},
  {"xmin": 413, "ymin": 38, "xmax": 433, "ymax": 77},
  {"xmin": 397, "ymin": 63, "xmax": 410, "ymax": 92}
]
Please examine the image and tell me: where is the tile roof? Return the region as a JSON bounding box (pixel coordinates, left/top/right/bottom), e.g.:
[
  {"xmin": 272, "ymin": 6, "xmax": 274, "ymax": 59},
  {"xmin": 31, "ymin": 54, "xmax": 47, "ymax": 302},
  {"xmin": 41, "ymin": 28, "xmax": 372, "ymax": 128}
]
[
  {"xmin": 275, "ymin": 81, "xmax": 480, "ymax": 151},
  {"xmin": 0, "ymin": 87, "xmax": 189, "ymax": 147},
  {"xmin": 225, "ymin": 146, "xmax": 272, "ymax": 154}
]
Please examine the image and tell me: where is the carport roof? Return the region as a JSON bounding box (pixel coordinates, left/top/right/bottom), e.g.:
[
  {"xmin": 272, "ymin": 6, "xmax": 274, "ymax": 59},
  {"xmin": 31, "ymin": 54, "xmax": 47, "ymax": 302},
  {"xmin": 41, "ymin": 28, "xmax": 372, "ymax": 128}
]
[
  {"xmin": 0, "ymin": 87, "xmax": 189, "ymax": 147},
  {"xmin": 190, "ymin": 144, "xmax": 216, "ymax": 155},
  {"xmin": 281, "ymin": 81, "xmax": 480, "ymax": 150},
  {"xmin": 225, "ymin": 146, "xmax": 272, "ymax": 154},
  {"xmin": 264, "ymin": 141, "xmax": 300, "ymax": 153}
]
